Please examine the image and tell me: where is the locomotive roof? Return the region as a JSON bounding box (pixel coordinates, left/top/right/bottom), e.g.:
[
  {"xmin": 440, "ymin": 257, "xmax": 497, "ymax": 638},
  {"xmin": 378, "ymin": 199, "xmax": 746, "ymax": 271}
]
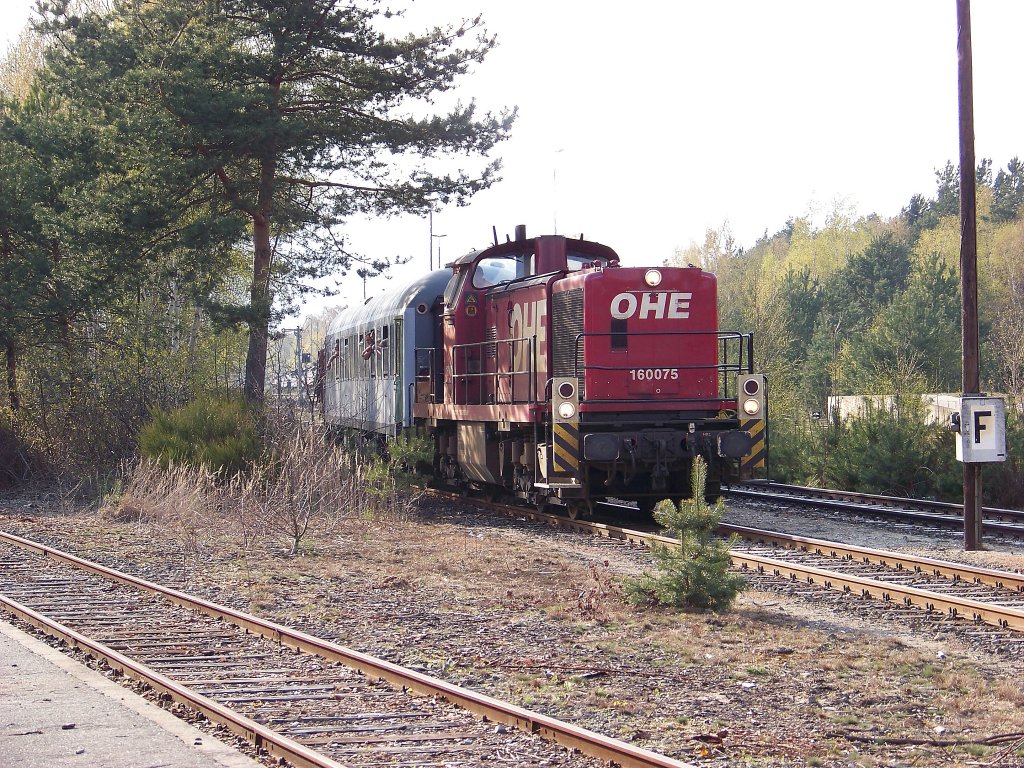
[
  {"xmin": 446, "ymin": 234, "xmax": 619, "ymax": 268},
  {"xmin": 327, "ymin": 268, "xmax": 452, "ymax": 336}
]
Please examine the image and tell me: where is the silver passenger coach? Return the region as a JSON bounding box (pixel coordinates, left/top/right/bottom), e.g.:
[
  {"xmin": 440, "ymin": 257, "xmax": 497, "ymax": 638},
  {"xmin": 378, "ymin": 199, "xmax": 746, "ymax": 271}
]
[{"xmin": 322, "ymin": 270, "xmax": 452, "ymax": 437}]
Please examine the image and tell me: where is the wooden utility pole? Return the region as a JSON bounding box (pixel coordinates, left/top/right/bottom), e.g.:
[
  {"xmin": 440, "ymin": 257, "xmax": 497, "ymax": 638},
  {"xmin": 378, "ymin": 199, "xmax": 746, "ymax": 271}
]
[{"xmin": 957, "ymin": 0, "xmax": 982, "ymax": 550}]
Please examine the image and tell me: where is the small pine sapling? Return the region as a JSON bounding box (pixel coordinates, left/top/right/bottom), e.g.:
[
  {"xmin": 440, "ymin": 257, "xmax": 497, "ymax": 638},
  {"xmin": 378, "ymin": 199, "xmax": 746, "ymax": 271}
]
[{"xmin": 624, "ymin": 457, "xmax": 745, "ymax": 612}]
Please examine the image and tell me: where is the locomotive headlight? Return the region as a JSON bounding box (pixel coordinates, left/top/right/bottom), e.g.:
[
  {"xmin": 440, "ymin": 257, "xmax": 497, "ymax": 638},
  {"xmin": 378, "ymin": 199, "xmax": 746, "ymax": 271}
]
[
  {"xmin": 557, "ymin": 401, "xmax": 577, "ymax": 419},
  {"xmin": 742, "ymin": 398, "xmax": 761, "ymax": 416},
  {"xmin": 644, "ymin": 269, "xmax": 663, "ymax": 287}
]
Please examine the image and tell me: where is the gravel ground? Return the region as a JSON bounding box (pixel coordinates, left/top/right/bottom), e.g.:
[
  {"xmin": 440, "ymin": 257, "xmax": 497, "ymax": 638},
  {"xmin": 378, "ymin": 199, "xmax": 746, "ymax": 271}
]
[{"xmin": 2, "ymin": 490, "xmax": 1023, "ymax": 768}]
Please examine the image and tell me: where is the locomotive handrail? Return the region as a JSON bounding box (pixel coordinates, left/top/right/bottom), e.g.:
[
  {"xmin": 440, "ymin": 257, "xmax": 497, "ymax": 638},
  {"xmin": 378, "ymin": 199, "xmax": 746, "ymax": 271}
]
[
  {"xmin": 571, "ymin": 329, "xmax": 754, "ymax": 402},
  {"xmin": 446, "ymin": 335, "xmax": 539, "ymax": 406}
]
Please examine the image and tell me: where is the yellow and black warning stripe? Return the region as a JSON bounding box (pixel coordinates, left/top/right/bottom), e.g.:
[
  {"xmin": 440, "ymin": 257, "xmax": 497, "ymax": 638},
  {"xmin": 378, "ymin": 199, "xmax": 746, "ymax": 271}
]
[
  {"xmin": 552, "ymin": 422, "xmax": 579, "ymax": 475},
  {"xmin": 740, "ymin": 418, "xmax": 766, "ymax": 478}
]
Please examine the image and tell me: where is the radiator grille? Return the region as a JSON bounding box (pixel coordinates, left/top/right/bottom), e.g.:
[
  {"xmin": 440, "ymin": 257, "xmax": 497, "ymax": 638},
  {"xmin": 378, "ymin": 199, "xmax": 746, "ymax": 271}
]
[
  {"xmin": 485, "ymin": 325, "xmax": 497, "ymax": 359},
  {"xmin": 552, "ymin": 288, "xmax": 584, "ymax": 397}
]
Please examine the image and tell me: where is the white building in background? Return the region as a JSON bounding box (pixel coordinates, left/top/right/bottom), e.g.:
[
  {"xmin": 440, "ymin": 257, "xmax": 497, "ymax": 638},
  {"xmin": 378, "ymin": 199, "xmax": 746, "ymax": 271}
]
[{"xmin": 827, "ymin": 394, "xmax": 1020, "ymax": 425}]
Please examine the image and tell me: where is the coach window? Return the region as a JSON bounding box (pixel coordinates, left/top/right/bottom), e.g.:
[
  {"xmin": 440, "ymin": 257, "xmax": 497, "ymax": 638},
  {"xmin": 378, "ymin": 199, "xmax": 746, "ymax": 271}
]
[
  {"xmin": 379, "ymin": 325, "xmax": 390, "ymax": 377},
  {"xmin": 393, "ymin": 319, "xmax": 403, "ymax": 382},
  {"xmin": 362, "ymin": 329, "xmax": 373, "ymax": 378}
]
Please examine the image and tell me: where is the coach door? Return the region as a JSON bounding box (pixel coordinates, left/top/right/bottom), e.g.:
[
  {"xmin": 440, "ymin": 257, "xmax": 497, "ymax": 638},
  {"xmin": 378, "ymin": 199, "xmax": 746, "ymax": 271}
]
[{"xmin": 392, "ymin": 319, "xmax": 404, "ymax": 429}]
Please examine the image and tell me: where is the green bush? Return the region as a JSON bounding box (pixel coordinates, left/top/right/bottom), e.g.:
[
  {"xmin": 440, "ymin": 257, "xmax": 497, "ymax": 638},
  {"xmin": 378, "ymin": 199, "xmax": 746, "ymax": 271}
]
[
  {"xmin": 768, "ymin": 399, "xmax": 966, "ymax": 502},
  {"xmin": 0, "ymin": 415, "xmax": 36, "ymax": 487},
  {"xmin": 762, "ymin": 415, "xmax": 820, "ymax": 484},
  {"xmin": 828, "ymin": 399, "xmax": 957, "ymax": 498},
  {"xmin": 624, "ymin": 457, "xmax": 745, "ymax": 612},
  {"xmin": 764, "ymin": 398, "xmax": 1024, "ymax": 509},
  {"xmin": 139, "ymin": 396, "xmax": 261, "ymax": 476},
  {"xmin": 387, "ymin": 432, "xmax": 434, "ymax": 478}
]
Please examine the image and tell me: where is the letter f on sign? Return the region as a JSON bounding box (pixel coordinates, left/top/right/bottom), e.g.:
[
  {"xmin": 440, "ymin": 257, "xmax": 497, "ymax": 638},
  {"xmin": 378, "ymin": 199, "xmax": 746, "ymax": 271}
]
[{"xmin": 974, "ymin": 410, "xmax": 991, "ymax": 444}]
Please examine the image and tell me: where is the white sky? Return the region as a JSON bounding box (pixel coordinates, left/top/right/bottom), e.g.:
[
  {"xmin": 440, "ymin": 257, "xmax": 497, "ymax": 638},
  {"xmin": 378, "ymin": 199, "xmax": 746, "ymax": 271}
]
[{"xmin": 4, "ymin": 1, "xmax": 1023, "ymax": 320}]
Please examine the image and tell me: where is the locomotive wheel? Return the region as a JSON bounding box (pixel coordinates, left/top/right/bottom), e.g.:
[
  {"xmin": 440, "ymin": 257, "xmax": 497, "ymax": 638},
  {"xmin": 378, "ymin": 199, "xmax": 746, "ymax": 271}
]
[
  {"xmin": 535, "ymin": 494, "xmax": 550, "ymax": 514},
  {"xmin": 704, "ymin": 482, "xmax": 722, "ymax": 503},
  {"xmin": 566, "ymin": 499, "xmax": 594, "ymax": 520},
  {"xmin": 636, "ymin": 497, "xmax": 657, "ymax": 520}
]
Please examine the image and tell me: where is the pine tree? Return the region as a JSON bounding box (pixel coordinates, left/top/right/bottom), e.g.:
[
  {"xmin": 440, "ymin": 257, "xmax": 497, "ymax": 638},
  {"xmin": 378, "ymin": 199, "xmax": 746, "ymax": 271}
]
[
  {"xmin": 624, "ymin": 458, "xmax": 745, "ymax": 612},
  {"xmin": 36, "ymin": 0, "xmax": 515, "ymax": 402},
  {"xmin": 992, "ymin": 157, "xmax": 1024, "ymax": 223}
]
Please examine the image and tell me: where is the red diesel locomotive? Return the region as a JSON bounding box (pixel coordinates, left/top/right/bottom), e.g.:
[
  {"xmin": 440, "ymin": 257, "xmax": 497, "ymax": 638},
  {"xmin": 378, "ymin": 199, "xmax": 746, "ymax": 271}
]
[{"xmin": 320, "ymin": 225, "xmax": 765, "ymax": 517}]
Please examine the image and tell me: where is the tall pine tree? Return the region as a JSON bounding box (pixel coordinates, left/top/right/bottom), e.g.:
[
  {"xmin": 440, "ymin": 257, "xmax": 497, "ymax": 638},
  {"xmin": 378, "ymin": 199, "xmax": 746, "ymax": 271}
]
[{"xmin": 38, "ymin": 0, "xmax": 515, "ymax": 402}]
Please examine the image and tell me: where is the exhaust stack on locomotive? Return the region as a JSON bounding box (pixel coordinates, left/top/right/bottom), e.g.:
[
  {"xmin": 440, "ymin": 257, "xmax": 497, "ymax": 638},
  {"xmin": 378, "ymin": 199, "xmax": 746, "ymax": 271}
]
[{"xmin": 319, "ymin": 226, "xmax": 765, "ymax": 518}]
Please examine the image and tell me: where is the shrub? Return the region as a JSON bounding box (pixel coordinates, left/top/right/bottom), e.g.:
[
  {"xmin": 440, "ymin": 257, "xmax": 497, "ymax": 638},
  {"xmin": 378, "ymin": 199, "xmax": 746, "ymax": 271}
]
[
  {"xmin": 830, "ymin": 398, "xmax": 946, "ymax": 496},
  {"xmin": 257, "ymin": 427, "xmax": 354, "ymax": 553},
  {"xmin": 353, "ymin": 433, "xmax": 431, "ymax": 521},
  {"xmin": 624, "ymin": 457, "xmax": 745, "ymax": 612},
  {"xmin": 139, "ymin": 396, "xmax": 261, "ymax": 476},
  {"xmin": 0, "ymin": 416, "xmax": 36, "ymax": 487},
  {"xmin": 769, "ymin": 398, "xmax": 965, "ymax": 501}
]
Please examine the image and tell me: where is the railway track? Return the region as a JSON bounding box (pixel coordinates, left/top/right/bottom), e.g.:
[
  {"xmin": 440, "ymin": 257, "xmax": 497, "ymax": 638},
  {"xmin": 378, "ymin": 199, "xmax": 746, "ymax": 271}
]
[
  {"xmin": 725, "ymin": 481, "xmax": 1024, "ymax": 537},
  {"xmin": 440, "ymin": 493, "xmax": 1024, "ymax": 642},
  {"xmin": 0, "ymin": 530, "xmax": 692, "ymax": 768},
  {"xmin": 723, "ymin": 525, "xmax": 1024, "ymax": 640}
]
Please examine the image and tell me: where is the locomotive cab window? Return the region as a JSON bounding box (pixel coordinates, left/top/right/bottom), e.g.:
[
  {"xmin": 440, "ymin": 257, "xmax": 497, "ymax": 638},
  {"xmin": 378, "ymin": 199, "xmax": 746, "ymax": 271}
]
[
  {"xmin": 472, "ymin": 254, "xmax": 529, "ymax": 289},
  {"xmin": 567, "ymin": 253, "xmax": 608, "ymax": 271},
  {"xmin": 443, "ymin": 270, "xmax": 467, "ymax": 308}
]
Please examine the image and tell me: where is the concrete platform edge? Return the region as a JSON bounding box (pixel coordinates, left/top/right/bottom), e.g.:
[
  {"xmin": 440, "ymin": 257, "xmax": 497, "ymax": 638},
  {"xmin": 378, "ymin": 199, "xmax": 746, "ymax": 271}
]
[{"xmin": 0, "ymin": 619, "xmax": 262, "ymax": 768}]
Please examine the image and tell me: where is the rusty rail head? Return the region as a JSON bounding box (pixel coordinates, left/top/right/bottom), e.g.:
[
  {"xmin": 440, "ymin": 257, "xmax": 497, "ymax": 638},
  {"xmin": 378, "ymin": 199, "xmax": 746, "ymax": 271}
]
[
  {"xmin": 727, "ymin": 482, "xmax": 1024, "ymax": 529},
  {"xmin": 728, "ymin": 551, "xmax": 1024, "ymax": 632},
  {"xmin": 719, "ymin": 523, "xmax": 1024, "ymax": 593},
  {"xmin": 0, "ymin": 530, "xmax": 695, "ymax": 768}
]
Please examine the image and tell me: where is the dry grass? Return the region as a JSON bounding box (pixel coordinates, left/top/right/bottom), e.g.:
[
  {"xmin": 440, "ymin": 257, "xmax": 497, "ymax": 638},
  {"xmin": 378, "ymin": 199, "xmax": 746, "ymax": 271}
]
[{"xmin": 101, "ymin": 427, "xmax": 423, "ymax": 559}]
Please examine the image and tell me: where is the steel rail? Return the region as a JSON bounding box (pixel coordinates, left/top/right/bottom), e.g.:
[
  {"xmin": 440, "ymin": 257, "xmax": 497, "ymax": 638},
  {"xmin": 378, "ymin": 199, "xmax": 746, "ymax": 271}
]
[
  {"xmin": 0, "ymin": 592, "xmax": 345, "ymax": 768},
  {"xmin": 0, "ymin": 530, "xmax": 694, "ymax": 768},
  {"xmin": 720, "ymin": 523, "xmax": 1024, "ymax": 593},
  {"xmin": 446, "ymin": 495, "xmax": 1024, "ymax": 633},
  {"xmin": 727, "ymin": 481, "xmax": 1024, "ymax": 528},
  {"xmin": 741, "ymin": 481, "xmax": 1024, "ymax": 518},
  {"xmin": 727, "ymin": 551, "xmax": 1024, "ymax": 632}
]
